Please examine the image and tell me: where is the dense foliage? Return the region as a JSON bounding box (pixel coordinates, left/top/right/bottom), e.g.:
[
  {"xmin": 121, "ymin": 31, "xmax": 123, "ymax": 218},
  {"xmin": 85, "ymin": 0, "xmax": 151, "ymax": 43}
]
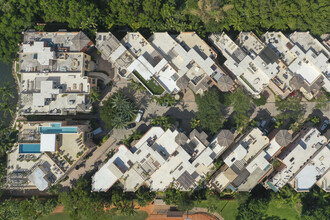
[
  {"xmin": 0, "ymin": 197, "xmax": 57, "ymax": 220},
  {"xmin": 0, "ymin": 0, "xmax": 329, "ymax": 63},
  {"xmin": 195, "ymin": 88, "xmax": 225, "ymax": 134},
  {"xmin": 100, "ymin": 91, "xmax": 137, "ymax": 129},
  {"xmin": 275, "ymin": 95, "xmax": 304, "ymax": 129}
]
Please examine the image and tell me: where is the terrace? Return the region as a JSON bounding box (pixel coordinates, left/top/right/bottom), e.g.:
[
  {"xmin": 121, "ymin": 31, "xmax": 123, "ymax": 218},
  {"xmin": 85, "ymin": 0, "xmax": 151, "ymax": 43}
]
[
  {"xmin": 133, "ymin": 71, "xmax": 164, "ymax": 95},
  {"xmin": 268, "ymin": 128, "xmax": 327, "ymax": 191}
]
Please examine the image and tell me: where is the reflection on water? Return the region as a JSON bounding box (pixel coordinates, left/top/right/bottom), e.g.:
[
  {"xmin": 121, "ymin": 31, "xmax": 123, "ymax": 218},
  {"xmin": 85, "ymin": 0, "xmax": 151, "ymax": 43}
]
[{"xmin": 0, "ymin": 61, "xmax": 18, "ymax": 126}]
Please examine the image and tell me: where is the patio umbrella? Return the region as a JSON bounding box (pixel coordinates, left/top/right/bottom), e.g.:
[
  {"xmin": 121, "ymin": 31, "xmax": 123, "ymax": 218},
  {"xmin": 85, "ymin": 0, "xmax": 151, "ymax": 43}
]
[
  {"xmin": 176, "ymin": 75, "xmax": 190, "ymax": 90},
  {"xmin": 72, "ymin": 32, "xmax": 91, "ymax": 51},
  {"xmin": 175, "ymin": 132, "xmax": 189, "ymax": 146},
  {"xmin": 217, "ymin": 75, "xmax": 234, "ymax": 92},
  {"xmin": 275, "ymin": 130, "xmax": 292, "ymax": 146},
  {"xmin": 217, "ymin": 129, "xmax": 234, "ymax": 147}
]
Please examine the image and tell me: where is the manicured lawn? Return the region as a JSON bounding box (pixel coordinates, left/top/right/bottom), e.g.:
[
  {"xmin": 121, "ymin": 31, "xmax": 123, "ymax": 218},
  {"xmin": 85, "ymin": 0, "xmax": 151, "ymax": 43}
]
[
  {"xmin": 267, "ymin": 200, "xmax": 301, "ymax": 220},
  {"xmin": 198, "ymin": 199, "xmax": 239, "ymax": 220},
  {"xmin": 133, "ymin": 71, "xmax": 164, "ymax": 95},
  {"xmin": 112, "ymin": 211, "xmax": 148, "ymax": 220},
  {"xmin": 38, "ymin": 213, "xmax": 73, "ymax": 220}
]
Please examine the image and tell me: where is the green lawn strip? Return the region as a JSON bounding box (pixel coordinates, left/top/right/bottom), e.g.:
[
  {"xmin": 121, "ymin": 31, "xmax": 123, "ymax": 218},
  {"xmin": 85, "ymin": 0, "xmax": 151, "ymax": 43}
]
[
  {"xmin": 133, "ymin": 71, "xmax": 164, "ymax": 95},
  {"xmin": 197, "ymin": 199, "xmax": 239, "ymax": 220},
  {"xmin": 38, "ymin": 213, "xmax": 74, "ymax": 220},
  {"xmin": 112, "ymin": 211, "xmax": 148, "ymax": 220},
  {"xmin": 266, "ymin": 200, "xmax": 301, "ymax": 220},
  {"xmin": 38, "ymin": 211, "xmax": 148, "ymax": 220}
]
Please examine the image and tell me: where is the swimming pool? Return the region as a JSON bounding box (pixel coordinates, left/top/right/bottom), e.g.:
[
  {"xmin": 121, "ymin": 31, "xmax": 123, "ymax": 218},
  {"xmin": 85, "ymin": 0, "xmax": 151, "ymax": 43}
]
[
  {"xmin": 39, "ymin": 123, "xmax": 78, "ymax": 134},
  {"xmin": 19, "ymin": 144, "xmax": 41, "ymax": 153}
]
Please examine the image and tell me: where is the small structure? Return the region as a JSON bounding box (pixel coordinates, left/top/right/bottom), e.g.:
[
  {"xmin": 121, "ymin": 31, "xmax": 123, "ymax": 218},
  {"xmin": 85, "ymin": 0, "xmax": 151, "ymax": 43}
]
[
  {"xmin": 275, "ymin": 130, "xmax": 292, "ymax": 147},
  {"xmin": 217, "ymin": 129, "xmax": 234, "ymax": 147}
]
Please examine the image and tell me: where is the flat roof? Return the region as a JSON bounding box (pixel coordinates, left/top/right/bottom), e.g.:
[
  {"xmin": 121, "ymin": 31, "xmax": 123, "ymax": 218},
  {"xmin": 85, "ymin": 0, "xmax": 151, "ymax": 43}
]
[
  {"xmin": 28, "ymin": 166, "xmax": 49, "ymax": 191},
  {"xmin": 295, "ymin": 144, "xmax": 330, "ymax": 191},
  {"xmin": 259, "ymin": 46, "xmax": 279, "ymax": 64},
  {"xmin": 40, "ymin": 134, "xmax": 56, "ymax": 152}
]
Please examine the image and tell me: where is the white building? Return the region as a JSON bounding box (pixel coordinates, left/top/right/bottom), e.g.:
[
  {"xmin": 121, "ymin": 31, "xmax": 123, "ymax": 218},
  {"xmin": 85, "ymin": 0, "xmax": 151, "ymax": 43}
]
[
  {"xmin": 92, "ymin": 127, "xmax": 233, "ymax": 192},
  {"xmin": 209, "ymin": 32, "xmax": 281, "ymax": 98},
  {"xmin": 18, "ymin": 31, "xmax": 94, "ymax": 115},
  {"xmin": 267, "ymin": 128, "xmax": 327, "ymax": 192}
]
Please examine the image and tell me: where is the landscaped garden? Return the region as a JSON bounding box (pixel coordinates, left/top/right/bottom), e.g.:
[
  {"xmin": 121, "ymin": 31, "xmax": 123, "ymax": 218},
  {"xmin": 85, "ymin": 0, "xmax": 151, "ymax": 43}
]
[{"xmin": 133, "ymin": 71, "xmax": 164, "ymax": 95}]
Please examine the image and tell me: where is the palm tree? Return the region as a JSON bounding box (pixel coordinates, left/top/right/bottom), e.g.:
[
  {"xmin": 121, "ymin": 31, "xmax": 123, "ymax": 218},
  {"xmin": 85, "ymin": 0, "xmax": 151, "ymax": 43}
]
[
  {"xmin": 129, "ymin": 79, "xmax": 146, "ymax": 94},
  {"xmin": 0, "ymin": 82, "xmax": 15, "ymax": 101},
  {"xmin": 130, "ymin": 130, "xmax": 142, "ymax": 141},
  {"xmin": 0, "ymin": 127, "xmax": 16, "ymax": 156},
  {"xmin": 114, "ymin": 201, "xmax": 137, "ymax": 216},
  {"xmin": 112, "ymin": 115, "xmax": 126, "ymax": 129},
  {"xmin": 151, "ymin": 116, "xmax": 172, "ymax": 130},
  {"xmin": 111, "ymin": 92, "xmax": 128, "ymax": 111},
  {"xmin": 90, "ymin": 87, "xmax": 100, "ymax": 103},
  {"xmin": 121, "ymin": 135, "xmax": 131, "ymax": 146},
  {"xmin": 0, "ymin": 101, "xmax": 15, "ymax": 118},
  {"xmin": 313, "ymin": 187, "xmax": 329, "ymax": 205}
]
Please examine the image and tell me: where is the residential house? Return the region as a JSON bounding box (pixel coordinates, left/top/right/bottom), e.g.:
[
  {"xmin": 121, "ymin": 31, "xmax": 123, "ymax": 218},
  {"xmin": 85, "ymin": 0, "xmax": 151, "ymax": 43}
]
[
  {"xmin": 92, "ymin": 127, "xmax": 234, "ymax": 192},
  {"xmin": 18, "ymin": 31, "xmax": 95, "ymax": 115}
]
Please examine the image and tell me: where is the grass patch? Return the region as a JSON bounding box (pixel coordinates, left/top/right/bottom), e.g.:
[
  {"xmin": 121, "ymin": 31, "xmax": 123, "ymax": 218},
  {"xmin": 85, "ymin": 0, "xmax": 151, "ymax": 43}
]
[
  {"xmin": 112, "ymin": 211, "xmax": 148, "ymax": 220},
  {"xmin": 252, "ymin": 94, "xmax": 267, "ymax": 106},
  {"xmin": 16, "ymin": 63, "xmax": 19, "ymax": 73},
  {"xmin": 38, "ymin": 213, "xmax": 74, "ymax": 220},
  {"xmin": 198, "ymin": 199, "xmax": 239, "ymax": 220},
  {"xmin": 267, "ymin": 200, "xmax": 301, "ymax": 220},
  {"xmin": 133, "ymin": 71, "xmax": 164, "ymax": 95}
]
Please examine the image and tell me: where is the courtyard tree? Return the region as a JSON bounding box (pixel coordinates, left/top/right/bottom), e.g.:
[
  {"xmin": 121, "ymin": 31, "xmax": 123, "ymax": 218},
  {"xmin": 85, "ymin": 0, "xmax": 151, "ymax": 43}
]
[
  {"xmin": 226, "ymin": 89, "xmax": 252, "ymax": 132},
  {"xmin": 150, "ymin": 115, "xmax": 174, "ymax": 130},
  {"xmin": 275, "ymin": 96, "xmax": 304, "ymax": 128},
  {"xmin": 315, "ymin": 94, "xmax": 328, "ymax": 109},
  {"xmin": 195, "ymin": 88, "xmax": 225, "ymax": 134},
  {"xmin": 100, "ymin": 91, "xmax": 137, "ymax": 129}
]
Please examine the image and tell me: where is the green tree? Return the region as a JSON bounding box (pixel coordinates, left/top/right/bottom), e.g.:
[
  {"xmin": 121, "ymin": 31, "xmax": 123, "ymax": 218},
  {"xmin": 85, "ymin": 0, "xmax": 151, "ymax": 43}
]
[
  {"xmin": 0, "ymin": 82, "xmax": 15, "ymax": 101},
  {"xmin": 315, "ymin": 94, "xmax": 327, "ymax": 109},
  {"xmin": 150, "ymin": 115, "xmax": 173, "ymax": 130},
  {"xmin": 195, "ymin": 89, "xmax": 225, "ymax": 134},
  {"xmin": 100, "ymin": 91, "xmax": 137, "ymax": 129},
  {"xmin": 90, "ymin": 87, "xmax": 101, "ymax": 103},
  {"xmin": 129, "ymin": 79, "xmax": 147, "ymax": 94}
]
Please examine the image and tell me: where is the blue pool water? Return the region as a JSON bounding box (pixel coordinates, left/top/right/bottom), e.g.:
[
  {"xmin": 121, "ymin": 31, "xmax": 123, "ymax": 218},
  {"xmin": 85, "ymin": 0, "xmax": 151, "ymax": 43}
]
[
  {"xmin": 19, "ymin": 144, "xmax": 41, "ymax": 153},
  {"xmin": 39, "ymin": 123, "xmax": 78, "ymax": 134}
]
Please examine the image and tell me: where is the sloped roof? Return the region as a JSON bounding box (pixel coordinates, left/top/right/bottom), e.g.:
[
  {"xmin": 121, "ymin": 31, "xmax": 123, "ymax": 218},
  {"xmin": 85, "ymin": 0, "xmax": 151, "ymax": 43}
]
[
  {"xmin": 275, "ymin": 130, "xmax": 292, "ymax": 146},
  {"xmin": 217, "ymin": 75, "xmax": 234, "ymax": 92},
  {"xmin": 175, "ymin": 132, "xmax": 189, "ymax": 146},
  {"xmin": 217, "ymin": 129, "xmax": 234, "ymax": 147},
  {"xmin": 72, "ymin": 32, "xmax": 91, "ymax": 51},
  {"xmin": 176, "ymin": 75, "xmax": 190, "ymax": 90}
]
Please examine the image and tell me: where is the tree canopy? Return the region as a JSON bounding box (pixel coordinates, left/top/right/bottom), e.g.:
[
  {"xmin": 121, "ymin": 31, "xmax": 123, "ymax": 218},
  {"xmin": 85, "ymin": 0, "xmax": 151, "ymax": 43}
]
[
  {"xmin": 0, "ymin": 0, "xmax": 329, "ymax": 63},
  {"xmin": 195, "ymin": 89, "xmax": 226, "ymax": 134},
  {"xmin": 100, "ymin": 91, "xmax": 137, "ymax": 129}
]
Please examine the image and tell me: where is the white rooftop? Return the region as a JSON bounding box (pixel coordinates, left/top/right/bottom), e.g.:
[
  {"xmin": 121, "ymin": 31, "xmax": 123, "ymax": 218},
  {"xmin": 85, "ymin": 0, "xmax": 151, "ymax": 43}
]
[
  {"xmin": 23, "ymin": 41, "xmax": 55, "ymax": 66},
  {"xmin": 294, "ymin": 144, "xmax": 330, "ymax": 191},
  {"xmin": 269, "ymin": 128, "xmax": 327, "ymax": 190},
  {"xmin": 28, "ymin": 166, "xmax": 49, "ymax": 191},
  {"xmin": 92, "ymin": 145, "xmax": 131, "ymax": 191},
  {"xmin": 40, "ymin": 133, "xmax": 56, "ymax": 152}
]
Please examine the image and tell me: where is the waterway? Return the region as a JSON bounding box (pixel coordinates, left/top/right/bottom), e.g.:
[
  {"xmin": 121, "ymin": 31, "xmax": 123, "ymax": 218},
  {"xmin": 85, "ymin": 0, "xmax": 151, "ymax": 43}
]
[{"xmin": 0, "ymin": 61, "xmax": 18, "ymax": 126}]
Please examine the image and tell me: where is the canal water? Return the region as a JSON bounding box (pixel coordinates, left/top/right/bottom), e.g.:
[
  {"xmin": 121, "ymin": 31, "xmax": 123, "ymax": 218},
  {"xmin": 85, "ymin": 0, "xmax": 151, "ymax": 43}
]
[{"xmin": 0, "ymin": 61, "xmax": 18, "ymax": 126}]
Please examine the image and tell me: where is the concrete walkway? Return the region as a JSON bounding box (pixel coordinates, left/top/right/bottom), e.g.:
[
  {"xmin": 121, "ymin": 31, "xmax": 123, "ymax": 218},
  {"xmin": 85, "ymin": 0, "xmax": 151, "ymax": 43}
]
[
  {"xmin": 62, "ymin": 135, "xmax": 118, "ymax": 187},
  {"xmin": 88, "ymin": 71, "xmax": 112, "ymax": 85}
]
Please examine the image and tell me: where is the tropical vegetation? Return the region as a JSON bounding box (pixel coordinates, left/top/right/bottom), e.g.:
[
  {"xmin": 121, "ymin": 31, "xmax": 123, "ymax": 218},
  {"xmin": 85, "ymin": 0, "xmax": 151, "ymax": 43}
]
[
  {"xmin": 100, "ymin": 91, "xmax": 137, "ymax": 129},
  {"xmin": 150, "ymin": 115, "xmax": 176, "ymax": 130},
  {"xmin": 0, "ymin": 0, "xmax": 329, "ymax": 64}
]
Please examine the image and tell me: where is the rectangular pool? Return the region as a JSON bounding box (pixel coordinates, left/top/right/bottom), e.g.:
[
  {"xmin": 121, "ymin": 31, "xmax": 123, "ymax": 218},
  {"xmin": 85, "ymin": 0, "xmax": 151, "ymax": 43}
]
[
  {"xmin": 39, "ymin": 123, "xmax": 78, "ymax": 134},
  {"xmin": 19, "ymin": 144, "xmax": 41, "ymax": 153}
]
